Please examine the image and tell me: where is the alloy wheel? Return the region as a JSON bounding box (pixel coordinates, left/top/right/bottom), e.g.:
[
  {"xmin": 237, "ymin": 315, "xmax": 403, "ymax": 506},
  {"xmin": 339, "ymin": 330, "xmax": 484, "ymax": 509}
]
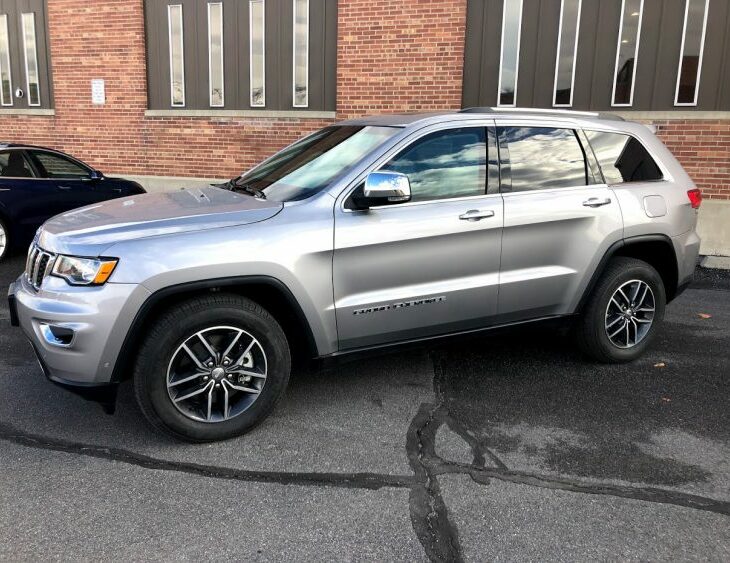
[
  {"xmin": 166, "ymin": 326, "xmax": 267, "ymax": 423},
  {"xmin": 604, "ymin": 279, "xmax": 656, "ymax": 349},
  {"xmin": 0, "ymin": 222, "xmax": 6, "ymax": 258}
]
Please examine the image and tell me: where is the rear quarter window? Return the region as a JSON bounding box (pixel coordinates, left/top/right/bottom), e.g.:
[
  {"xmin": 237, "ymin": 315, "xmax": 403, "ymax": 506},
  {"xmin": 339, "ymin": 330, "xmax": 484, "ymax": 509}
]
[{"xmin": 585, "ymin": 131, "xmax": 663, "ymax": 184}]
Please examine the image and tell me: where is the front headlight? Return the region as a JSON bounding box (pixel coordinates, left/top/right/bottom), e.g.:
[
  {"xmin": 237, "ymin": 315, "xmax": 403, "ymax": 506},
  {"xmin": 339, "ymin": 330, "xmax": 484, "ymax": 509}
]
[{"xmin": 52, "ymin": 256, "xmax": 118, "ymax": 286}]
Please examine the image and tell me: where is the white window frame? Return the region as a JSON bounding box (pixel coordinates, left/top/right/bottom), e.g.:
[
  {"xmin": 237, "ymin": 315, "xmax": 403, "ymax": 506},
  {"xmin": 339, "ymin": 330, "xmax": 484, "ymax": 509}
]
[
  {"xmin": 207, "ymin": 2, "xmax": 224, "ymax": 107},
  {"xmin": 610, "ymin": 0, "xmax": 644, "ymax": 108},
  {"xmin": 0, "ymin": 14, "xmax": 13, "ymax": 107},
  {"xmin": 21, "ymin": 12, "xmax": 40, "ymax": 107},
  {"xmin": 167, "ymin": 4, "xmax": 185, "ymax": 108},
  {"xmin": 292, "ymin": 0, "xmax": 309, "ymax": 108},
  {"xmin": 249, "ymin": 0, "xmax": 265, "ymax": 107},
  {"xmin": 552, "ymin": 0, "xmax": 582, "ymax": 107},
  {"xmin": 496, "ymin": 0, "xmax": 523, "ymax": 108},
  {"xmin": 674, "ymin": 0, "xmax": 710, "ymax": 107}
]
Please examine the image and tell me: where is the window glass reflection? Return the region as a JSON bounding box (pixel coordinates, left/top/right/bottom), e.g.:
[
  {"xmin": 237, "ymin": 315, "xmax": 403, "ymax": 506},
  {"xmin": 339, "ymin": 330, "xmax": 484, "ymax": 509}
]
[
  {"xmin": 585, "ymin": 131, "xmax": 663, "ymax": 183},
  {"xmin": 498, "ymin": 0, "xmax": 523, "ymax": 106},
  {"xmin": 250, "ymin": 0, "xmax": 265, "ymax": 107},
  {"xmin": 293, "ymin": 0, "xmax": 308, "ymax": 107},
  {"xmin": 0, "ymin": 15, "xmax": 12, "ymax": 106},
  {"xmin": 208, "ymin": 3, "xmax": 224, "ymax": 107},
  {"xmin": 21, "ymin": 13, "xmax": 40, "ymax": 106},
  {"xmin": 554, "ymin": 0, "xmax": 581, "ymax": 106},
  {"xmin": 168, "ymin": 5, "xmax": 185, "ymax": 107},
  {"xmin": 500, "ymin": 127, "xmax": 587, "ymax": 191},
  {"xmin": 676, "ymin": 0, "xmax": 708, "ymax": 105},
  {"xmin": 612, "ymin": 0, "xmax": 643, "ymax": 106}
]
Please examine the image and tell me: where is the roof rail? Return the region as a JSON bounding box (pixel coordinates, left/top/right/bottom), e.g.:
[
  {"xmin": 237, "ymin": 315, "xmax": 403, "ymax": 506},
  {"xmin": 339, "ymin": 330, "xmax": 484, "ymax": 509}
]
[{"xmin": 459, "ymin": 107, "xmax": 625, "ymax": 121}]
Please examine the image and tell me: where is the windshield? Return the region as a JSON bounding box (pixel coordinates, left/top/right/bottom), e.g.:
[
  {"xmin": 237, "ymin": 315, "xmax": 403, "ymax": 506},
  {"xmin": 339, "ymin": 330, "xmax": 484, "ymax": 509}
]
[{"xmin": 232, "ymin": 125, "xmax": 400, "ymax": 201}]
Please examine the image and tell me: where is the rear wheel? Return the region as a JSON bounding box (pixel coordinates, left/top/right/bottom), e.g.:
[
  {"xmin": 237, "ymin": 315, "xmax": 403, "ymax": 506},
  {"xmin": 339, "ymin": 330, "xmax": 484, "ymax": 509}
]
[
  {"xmin": 134, "ymin": 294, "xmax": 291, "ymax": 442},
  {"xmin": 576, "ymin": 257, "xmax": 666, "ymax": 363},
  {"xmin": 0, "ymin": 218, "xmax": 9, "ymax": 262}
]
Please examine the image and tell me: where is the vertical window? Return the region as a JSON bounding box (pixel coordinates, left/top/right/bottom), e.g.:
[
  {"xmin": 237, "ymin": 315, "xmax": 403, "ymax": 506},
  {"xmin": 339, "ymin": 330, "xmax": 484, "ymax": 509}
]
[
  {"xmin": 553, "ymin": 0, "xmax": 582, "ymax": 107},
  {"xmin": 208, "ymin": 2, "xmax": 224, "ymax": 107},
  {"xmin": 0, "ymin": 15, "xmax": 12, "ymax": 106},
  {"xmin": 292, "ymin": 0, "xmax": 308, "ymax": 107},
  {"xmin": 250, "ymin": 0, "xmax": 265, "ymax": 107},
  {"xmin": 497, "ymin": 0, "xmax": 523, "ymax": 107},
  {"xmin": 168, "ymin": 4, "xmax": 185, "ymax": 107},
  {"xmin": 611, "ymin": 0, "xmax": 643, "ymax": 106},
  {"xmin": 21, "ymin": 13, "xmax": 40, "ymax": 106},
  {"xmin": 675, "ymin": 0, "xmax": 709, "ymax": 106}
]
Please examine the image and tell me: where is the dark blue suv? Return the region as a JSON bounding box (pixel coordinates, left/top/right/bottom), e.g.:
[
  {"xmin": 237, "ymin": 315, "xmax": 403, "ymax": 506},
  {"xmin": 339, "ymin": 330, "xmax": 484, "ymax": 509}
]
[{"xmin": 0, "ymin": 144, "xmax": 145, "ymax": 261}]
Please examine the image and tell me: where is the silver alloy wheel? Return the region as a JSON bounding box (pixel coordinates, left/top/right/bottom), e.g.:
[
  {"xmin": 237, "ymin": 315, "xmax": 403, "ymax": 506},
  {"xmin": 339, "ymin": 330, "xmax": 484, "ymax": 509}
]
[
  {"xmin": 0, "ymin": 222, "xmax": 6, "ymax": 258},
  {"xmin": 166, "ymin": 326, "xmax": 267, "ymax": 423},
  {"xmin": 604, "ymin": 279, "xmax": 656, "ymax": 349}
]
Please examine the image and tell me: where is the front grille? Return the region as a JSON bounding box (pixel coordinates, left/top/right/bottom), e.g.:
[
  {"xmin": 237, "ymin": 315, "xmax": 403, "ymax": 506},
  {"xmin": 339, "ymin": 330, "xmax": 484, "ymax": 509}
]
[{"xmin": 26, "ymin": 244, "xmax": 56, "ymax": 291}]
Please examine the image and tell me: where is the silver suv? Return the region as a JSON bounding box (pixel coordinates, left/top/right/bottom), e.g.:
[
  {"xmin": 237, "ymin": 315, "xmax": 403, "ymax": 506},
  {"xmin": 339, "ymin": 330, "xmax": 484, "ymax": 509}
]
[{"xmin": 8, "ymin": 108, "xmax": 701, "ymax": 441}]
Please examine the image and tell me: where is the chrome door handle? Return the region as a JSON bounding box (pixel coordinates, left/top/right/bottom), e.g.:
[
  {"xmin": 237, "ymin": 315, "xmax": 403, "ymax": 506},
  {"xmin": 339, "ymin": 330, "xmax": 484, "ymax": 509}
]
[
  {"xmin": 459, "ymin": 209, "xmax": 495, "ymax": 221},
  {"xmin": 58, "ymin": 185, "xmax": 72, "ymax": 190},
  {"xmin": 583, "ymin": 197, "xmax": 612, "ymax": 208}
]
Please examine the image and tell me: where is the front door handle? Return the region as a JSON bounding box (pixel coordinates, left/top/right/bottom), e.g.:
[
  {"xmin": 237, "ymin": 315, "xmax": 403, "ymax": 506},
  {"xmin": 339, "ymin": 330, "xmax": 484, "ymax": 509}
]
[
  {"xmin": 459, "ymin": 209, "xmax": 495, "ymax": 221},
  {"xmin": 583, "ymin": 197, "xmax": 612, "ymax": 208},
  {"xmin": 58, "ymin": 185, "xmax": 72, "ymax": 191}
]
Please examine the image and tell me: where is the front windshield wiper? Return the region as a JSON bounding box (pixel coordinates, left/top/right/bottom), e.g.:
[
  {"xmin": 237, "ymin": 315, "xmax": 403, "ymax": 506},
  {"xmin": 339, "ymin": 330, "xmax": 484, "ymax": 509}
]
[{"xmin": 218, "ymin": 177, "xmax": 266, "ymax": 199}]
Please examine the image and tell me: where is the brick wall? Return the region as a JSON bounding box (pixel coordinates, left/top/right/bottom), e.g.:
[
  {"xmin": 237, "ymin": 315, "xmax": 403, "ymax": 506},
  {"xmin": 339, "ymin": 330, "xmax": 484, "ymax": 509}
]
[
  {"xmin": 0, "ymin": 0, "xmax": 727, "ymax": 200},
  {"xmin": 336, "ymin": 0, "xmax": 467, "ymax": 117},
  {"xmin": 654, "ymin": 121, "xmax": 730, "ymax": 200}
]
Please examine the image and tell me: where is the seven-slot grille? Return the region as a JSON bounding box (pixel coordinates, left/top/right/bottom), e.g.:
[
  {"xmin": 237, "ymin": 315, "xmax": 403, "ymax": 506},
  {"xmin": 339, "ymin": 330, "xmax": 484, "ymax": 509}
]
[{"xmin": 26, "ymin": 244, "xmax": 56, "ymax": 291}]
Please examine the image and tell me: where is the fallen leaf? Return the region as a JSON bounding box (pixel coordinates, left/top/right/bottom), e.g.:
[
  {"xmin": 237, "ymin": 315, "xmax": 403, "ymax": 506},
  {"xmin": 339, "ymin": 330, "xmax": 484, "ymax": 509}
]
[
  {"xmin": 697, "ymin": 313, "xmax": 712, "ymax": 319},
  {"xmin": 654, "ymin": 362, "xmax": 666, "ymax": 368}
]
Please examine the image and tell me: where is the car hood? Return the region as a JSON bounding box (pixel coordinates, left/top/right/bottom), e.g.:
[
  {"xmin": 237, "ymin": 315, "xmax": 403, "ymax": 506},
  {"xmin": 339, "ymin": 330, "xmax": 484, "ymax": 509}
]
[{"xmin": 38, "ymin": 185, "xmax": 283, "ymax": 257}]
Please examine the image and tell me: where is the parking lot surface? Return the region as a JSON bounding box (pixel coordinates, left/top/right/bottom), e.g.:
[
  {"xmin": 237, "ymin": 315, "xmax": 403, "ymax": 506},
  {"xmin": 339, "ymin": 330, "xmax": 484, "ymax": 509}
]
[{"xmin": 1, "ymin": 253, "xmax": 729, "ymax": 561}]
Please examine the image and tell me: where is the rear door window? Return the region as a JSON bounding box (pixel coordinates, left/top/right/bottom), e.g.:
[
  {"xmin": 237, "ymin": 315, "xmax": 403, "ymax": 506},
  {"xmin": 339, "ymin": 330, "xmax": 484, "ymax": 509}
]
[
  {"xmin": 496, "ymin": 127, "xmax": 590, "ymax": 192},
  {"xmin": 584, "ymin": 131, "xmax": 663, "ymax": 184},
  {"xmin": 0, "ymin": 150, "xmax": 36, "ymax": 178}
]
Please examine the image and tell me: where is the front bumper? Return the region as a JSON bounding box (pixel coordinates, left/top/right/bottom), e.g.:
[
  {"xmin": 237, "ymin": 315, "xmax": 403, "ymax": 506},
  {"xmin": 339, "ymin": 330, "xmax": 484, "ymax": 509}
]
[{"xmin": 9, "ymin": 273, "xmax": 149, "ymax": 391}]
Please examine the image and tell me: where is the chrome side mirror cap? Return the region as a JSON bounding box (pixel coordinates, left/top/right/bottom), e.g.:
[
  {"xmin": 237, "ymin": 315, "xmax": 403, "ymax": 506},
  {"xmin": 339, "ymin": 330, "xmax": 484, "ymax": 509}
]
[{"xmin": 364, "ymin": 171, "xmax": 411, "ymax": 203}]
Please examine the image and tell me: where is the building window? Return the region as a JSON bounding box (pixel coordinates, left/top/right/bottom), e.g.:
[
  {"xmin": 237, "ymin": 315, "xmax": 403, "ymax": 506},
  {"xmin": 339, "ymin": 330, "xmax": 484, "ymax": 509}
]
[
  {"xmin": 167, "ymin": 4, "xmax": 185, "ymax": 107},
  {"xmin": 208, "ymin": 2, "xmax": 224, "ymax": 107},
  {"xmin": 21, "ymin": 13, "xmax": 40, "ymax": 106},
  {"xmin": 553, "ymin": 0, "xmax": 582, "ymax": 107},
  {"xmin": 292, "ymin": 0, "xmax": 308, "ymax": 107},
  {"xmin": 675, "ymin": 0, "xmax": 709, "ymax": 106},
  {"xmin": 497, "ymin": 0, "xmax": 523, "ymax": 107},
  {"xmin": 250, "ymin": 0, "xmax": 265, "ymax": 107},
  {"xmin": 0, "ymin": 15, "xmax": 12, "ymax": 106},
  {"xmin": 147, "ymin": 0, "xmax": 335, "ymax": 112},
  {"xmin": 611, "ymin": 0, "xmax": 643, "ymax": 107}
]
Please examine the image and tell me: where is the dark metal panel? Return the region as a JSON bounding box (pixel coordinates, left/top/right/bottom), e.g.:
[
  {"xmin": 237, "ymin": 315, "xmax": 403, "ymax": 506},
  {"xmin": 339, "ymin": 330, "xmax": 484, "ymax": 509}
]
[
  {"xmin": 531, "ymin": 0, "xmax": 561, "ymax": 107},
  {"xmin": 701, "ymin": 0, "xmax": 730, "ymax": 109},
  {"xmin": 717, "ymin": 0, "xmax": 730, "ymax": 109},
  {"xmin": 517, "ymin": 0, "xmax": 539, "ymax": 107},
  {"xmin": 588, "ymin": 0, "xmax": 622, "ymax": 110},
  {"xmin": 462, "ymin": 0, "xmax": 503, "ymax": 108},
  {"xmin": 571, "ymin": 0, "xmax": 599, "ymax": 110},
  {"xmin": 647, "ymin": 0, "xmax": 684, "ymax": 111},
  {"xmin": 308, "ymin": 0, "xmax": 325, "ymax": 110}
]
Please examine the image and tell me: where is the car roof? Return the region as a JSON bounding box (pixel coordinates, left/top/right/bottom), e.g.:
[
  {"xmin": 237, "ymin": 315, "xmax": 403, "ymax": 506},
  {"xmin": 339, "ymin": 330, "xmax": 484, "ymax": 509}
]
[
  {"xmin": 0, "ymin": 142, "xmax": 55, "ymax": 151},
  {"xmin": 338, "ymin": 107, "xmax": 629, "ymax": 129}
]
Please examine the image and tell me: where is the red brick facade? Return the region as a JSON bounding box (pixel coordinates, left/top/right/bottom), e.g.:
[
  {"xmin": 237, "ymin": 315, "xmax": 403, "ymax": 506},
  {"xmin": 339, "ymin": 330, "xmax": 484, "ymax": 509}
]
[{"xmin": 0, "ymin": 0, "xmax": 728, "ymax": 199}]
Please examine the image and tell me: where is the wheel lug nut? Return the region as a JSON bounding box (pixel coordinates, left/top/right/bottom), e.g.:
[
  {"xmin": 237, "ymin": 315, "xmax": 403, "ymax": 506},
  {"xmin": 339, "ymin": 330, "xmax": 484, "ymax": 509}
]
[
  {"xmin": 203, "ymin": 376, "xmax": 209, "ymax": 381},
  {"xmin": 207, "ymin": 361, "xmax": 214, "ymax": 368},
  {"xmin": 215, "ymin": 383, "xmax": 220, "ymax": 388}
]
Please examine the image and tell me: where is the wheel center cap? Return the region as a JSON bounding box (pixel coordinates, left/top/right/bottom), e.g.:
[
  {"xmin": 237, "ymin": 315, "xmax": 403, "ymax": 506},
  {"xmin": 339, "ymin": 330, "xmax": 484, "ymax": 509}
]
[{"xmin": 211, "ymin": 367, "xmax": 225, "ymax": 380}]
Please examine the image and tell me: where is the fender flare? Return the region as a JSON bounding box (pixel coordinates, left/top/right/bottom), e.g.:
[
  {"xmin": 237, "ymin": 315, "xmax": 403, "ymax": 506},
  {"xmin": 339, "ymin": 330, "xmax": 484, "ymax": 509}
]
[
  {"xmin": 110, "ymin": 275, "xmax": 318, "ymax": 383},
  {"xmin": 575, "ymin": 234, "xmax": 677, "ymax": 312}
]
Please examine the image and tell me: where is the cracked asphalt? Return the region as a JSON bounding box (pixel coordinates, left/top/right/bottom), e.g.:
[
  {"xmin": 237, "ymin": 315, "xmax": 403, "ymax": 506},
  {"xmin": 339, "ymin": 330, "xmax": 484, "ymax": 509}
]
[{"xmin": 1, "ymin": 253, "xmax": 729, "ymax": 561}]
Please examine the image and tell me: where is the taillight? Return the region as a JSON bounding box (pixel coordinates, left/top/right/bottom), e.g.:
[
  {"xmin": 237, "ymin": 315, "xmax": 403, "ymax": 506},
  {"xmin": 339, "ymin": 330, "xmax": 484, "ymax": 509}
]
[{"xmin": 687, "ymin": 188, "xmax": 702, "ymax": 209}]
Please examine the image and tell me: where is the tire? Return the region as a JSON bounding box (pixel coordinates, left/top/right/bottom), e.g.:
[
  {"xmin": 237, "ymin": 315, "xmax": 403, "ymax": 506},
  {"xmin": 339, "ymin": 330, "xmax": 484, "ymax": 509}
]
[
  {"xmin": 133, "ymin": 293, "xmax": 291, "ymax": 442},
  {"xmin": 0, "ymin": 218, "xmax": 9, "ymax": 262},
  {"xmin": 576, "ymin": 257, "xmax": 666, "ymax": 363}
]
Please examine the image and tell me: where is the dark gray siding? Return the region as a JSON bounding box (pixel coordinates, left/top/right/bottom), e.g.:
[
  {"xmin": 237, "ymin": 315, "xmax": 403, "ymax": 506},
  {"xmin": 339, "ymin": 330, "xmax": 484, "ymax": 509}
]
[
  {"xmin": 145, "ymin": 0, "xmax": 337, "ymax": 111},
  {"xmin": 463, "ymin": 0, "xmax": 730, "ymax": 111},
  {"xmin": 0, "ymin": 0, "xmax": 52, "ymax": 109}
]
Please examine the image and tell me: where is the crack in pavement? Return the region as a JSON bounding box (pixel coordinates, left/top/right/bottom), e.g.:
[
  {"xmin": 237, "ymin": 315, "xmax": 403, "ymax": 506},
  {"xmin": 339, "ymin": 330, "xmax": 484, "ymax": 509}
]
[{"xmin": 1, "ymin": 349, "xmax": 729, "ymax": 562}]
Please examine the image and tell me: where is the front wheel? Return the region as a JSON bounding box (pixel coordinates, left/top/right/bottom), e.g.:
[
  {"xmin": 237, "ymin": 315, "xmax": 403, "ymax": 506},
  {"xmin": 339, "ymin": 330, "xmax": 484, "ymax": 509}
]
[
  {"xmin": 0, "ymin": 218, "xmax": 9, "ymax": 262},
  {"xmin": 576, "ymin": 257, "xmax": 666, "ymax": 363},
  {"xmin": 134, "ymin": 294, "xmax": 291, "ymax": 442}
]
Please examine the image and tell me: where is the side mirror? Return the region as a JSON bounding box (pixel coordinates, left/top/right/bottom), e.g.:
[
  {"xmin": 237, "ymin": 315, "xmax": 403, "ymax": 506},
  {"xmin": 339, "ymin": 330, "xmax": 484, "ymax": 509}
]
[
  {"xmin": 86, "ymin": 170, "xmax": 103, "ymax": 182},
  {"xmin": 363, "ymin": 171, "xmax": 411, "ymax": 204}
]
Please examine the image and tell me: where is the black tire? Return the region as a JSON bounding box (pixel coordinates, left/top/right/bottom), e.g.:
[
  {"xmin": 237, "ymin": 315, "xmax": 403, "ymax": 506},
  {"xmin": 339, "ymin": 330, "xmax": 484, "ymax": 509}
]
[
  {"xmin": 576, "ymin": 257, "xmax": 666, "ymax": 363},
  {"xmin": 133, "ymin": 293, "xmax": 291, "ymax": 442},
  {"xmin": 0, "ymin": 217, "xmax": 9, "ymax": 262}
]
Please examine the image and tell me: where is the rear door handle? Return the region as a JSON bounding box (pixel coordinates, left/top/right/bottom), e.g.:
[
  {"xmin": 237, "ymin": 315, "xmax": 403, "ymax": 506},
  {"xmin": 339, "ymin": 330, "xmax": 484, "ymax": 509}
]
[
  {"xmin": 58, "ymin": 185, "xmax": 72, "ymax": 190},
  {"xmin": 459, "ymin": 209, "xmax": 495, "ymax": 221},
  {"xmin": 583, "ymin": 197, "xmax": 612, "ymax": 208}
]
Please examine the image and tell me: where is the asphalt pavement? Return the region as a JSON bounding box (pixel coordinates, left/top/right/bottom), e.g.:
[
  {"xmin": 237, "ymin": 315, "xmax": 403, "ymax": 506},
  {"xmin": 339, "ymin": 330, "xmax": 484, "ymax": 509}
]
[{"xmin": 0, "ymin": 253, "xmax": 728, "ymax": 561}]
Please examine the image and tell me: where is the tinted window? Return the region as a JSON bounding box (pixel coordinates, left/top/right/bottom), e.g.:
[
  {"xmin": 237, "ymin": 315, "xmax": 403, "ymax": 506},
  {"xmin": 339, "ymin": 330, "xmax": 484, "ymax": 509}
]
[
  {"xmin": 32, "ymin": 151, "xmax": 90, "ymax": 179},
  {"xmin": 585, "ymin": 131, "xmax": 663, "ymax": 183},
  {"xmin": 238, "ymin": 126, "xmax": 399, "ymax": 202},
  {"xmin": 381, "ymin": 128, "xmax": 489, "ymax": 202},
  {"xmin": 498, "ymin": 127, "xmax": 588, "ymax": 192},
  {"xmin": 0, "ymin": 150, "xmax": 35, "ymax": 178}
]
